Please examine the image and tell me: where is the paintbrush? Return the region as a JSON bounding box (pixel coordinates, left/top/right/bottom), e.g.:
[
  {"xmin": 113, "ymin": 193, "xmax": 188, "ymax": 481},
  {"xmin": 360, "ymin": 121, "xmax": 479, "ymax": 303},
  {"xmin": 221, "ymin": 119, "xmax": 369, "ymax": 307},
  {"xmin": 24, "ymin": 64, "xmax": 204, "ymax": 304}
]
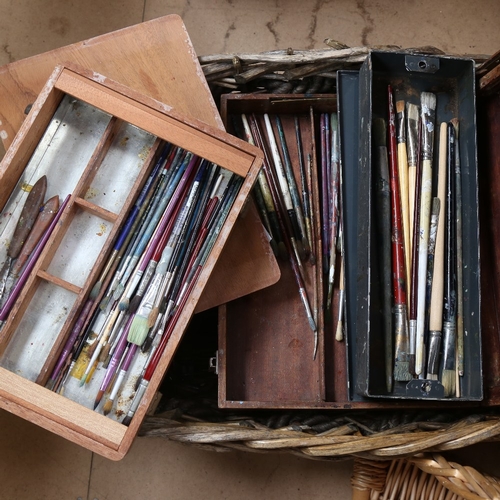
[
  {"xmin": 294, "ymin": 116, "xmax": 312, "ymax": 256},
  {"xmin": 263, "ymin": 113, "xmax": 305, "ymax": 263},
  {"xmin": 441, "ymin": 123, "xmax": 457, "ymax": 397},
  {"xmin": 406, "ymin": 103, "xmax": 419, "ymax": 254},
  {"xmin": 388, "ymin": 87, "xmax": 412, "ymax": 383},
  {"xmin": 451, "ymin": 118, "xmax": 464, "ymax": 383},
  {"xmin": 423, "ymin": 197, "xmax": 440, "ymax": 376},
  {"xmin": 374, "ymin": 116, "xmax": 396, "ymax": 388},
  {"xmin": 0, "ymin": 194, "xmax": 70, "ymax": 330},
  {"xmin": 415, "ymin": 92, "xmax": 436, "ymax": 377},
  {"xmin": 240, "ymin": 114, "xmax": 286, "ymax": 260},
  {"xmin": 409, "ymin": 116, "xmax": 423, "ymax": 380},
  {"xmin": 335, "ymin": 255, "xmax": 345, "ymax": 342},
  {"xmin": 306, "ymin": 153, "xmax": 317, "ymax": 264},
  {"xmin": 326, "ymin": 112, "xmax": 340, "ymax": 314},
  {"xmin": 320, "ymin": 113, "xmax": 329, "ymax": 273},
  {"xmin": 396, "ymin": 99, "xmax": 411, "ymax": 297},
  {"xmin": 0, "ymin": 175, "xmax": 47, "ymax": 304},
  {"xmin": 275, "ymin": 115, "xmax": 310, "ymax": 257},
  {"xmin": 426, "ymin": 123, "xmax": 448, "ymax": 380}
]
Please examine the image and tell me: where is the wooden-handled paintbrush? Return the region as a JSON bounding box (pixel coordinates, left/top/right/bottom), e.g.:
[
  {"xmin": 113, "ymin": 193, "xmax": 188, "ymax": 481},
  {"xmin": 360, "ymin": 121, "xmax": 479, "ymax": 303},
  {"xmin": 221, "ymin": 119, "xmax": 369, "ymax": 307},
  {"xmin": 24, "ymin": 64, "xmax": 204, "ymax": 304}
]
[
  {"xmin": 426, "ymin": 123, "xmax": 448, "ymax": 380},
  {"xmin": 387, "ymin": 88, "xmax": 411, "ymax": 384},
  {"xmin": 409, "ymin": 115, "xmax": 423, "ymax": 380},
  {"xmin": 415, "ymin": 92, "xmax": 436, "ymax": 376},
  {"xmin": 396, "ymin": 100, "xmax": 411, "ymax": 297},
  {"xmin": 0, "ymin": 175, "xmax": 47, "ymax": 304},
  {"xmin": 441, "ymin": 123, "xmax": 457, "ymax": 397},
  {"xmin": 326, "ymin": 113, "xmax": 341, "ymax": 314},
  {"xmin": 406, "ymin": 104, "xmax": 419, "ymax": 254},
  {"xmin": 294, "ymin": 116, "xmax": 314, "ymax": 264},
  {"xmin": 275, "ymin": 115, "xmax": 310, "ymax": 258}
]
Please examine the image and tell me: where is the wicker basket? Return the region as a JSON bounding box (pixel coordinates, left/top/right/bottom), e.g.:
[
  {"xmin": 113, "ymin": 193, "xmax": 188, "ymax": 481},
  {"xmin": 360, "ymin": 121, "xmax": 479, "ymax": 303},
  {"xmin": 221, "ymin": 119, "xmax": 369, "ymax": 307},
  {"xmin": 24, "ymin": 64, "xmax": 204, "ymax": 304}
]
[{"xmin": 139, "ymin": 42, "xmax": 499, "ymax": 495}]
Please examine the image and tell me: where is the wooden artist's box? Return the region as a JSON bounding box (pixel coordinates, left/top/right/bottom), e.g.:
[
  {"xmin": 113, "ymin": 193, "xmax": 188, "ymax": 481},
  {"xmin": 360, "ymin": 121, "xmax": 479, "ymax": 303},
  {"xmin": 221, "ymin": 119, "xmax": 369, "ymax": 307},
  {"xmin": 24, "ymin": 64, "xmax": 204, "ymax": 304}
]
[
  {"xmin": 216, "ymin": 49, "xmax": 500, "ymax": 410},
  {"xmin": 0, "ymin": 64, "xmax": 263, "ymax": 460}
]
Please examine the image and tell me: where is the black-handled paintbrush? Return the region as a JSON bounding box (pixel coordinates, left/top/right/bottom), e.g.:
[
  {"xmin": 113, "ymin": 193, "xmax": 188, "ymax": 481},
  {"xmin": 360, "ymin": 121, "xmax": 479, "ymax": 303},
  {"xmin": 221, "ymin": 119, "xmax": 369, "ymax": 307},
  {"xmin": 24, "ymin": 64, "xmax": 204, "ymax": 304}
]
[{"xmin": 441, "ymin": 123, "xmax": 457, "ymax": 397}]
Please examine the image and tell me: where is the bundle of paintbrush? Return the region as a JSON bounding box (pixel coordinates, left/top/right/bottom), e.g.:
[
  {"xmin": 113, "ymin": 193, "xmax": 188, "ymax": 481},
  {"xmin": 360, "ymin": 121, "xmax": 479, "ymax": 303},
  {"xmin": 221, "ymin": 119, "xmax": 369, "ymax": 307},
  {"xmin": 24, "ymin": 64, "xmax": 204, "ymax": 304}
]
[
  {"xmin": 375, "ymin": 85, "xmax": 465, "ymax": 397},
  {"xmin": 42, "ymin": 141, "xmax": 243, "ymax": 421},
  {"xmin": 231, "ymin": 106, "xmax": 343, "ymax": 360}
]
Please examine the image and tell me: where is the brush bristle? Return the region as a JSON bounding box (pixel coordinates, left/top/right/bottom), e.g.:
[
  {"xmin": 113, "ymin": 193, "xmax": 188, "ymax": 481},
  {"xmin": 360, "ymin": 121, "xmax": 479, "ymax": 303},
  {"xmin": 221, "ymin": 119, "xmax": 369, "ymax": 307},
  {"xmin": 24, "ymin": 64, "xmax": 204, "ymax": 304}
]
[
  {"xmin": 128, "ymin": 295, "xmax": 142, "ymax": 314},
  {"xmin": 407, "ymin": 103, "xmax": 419, "ymax": 121},
  {"xmin": 122, "ymin": 415, "xmax": 132, "ymax": 426},
  {"xmin": 335, "ymin": 320, "xmax": 343, "ymax": 342},
  {"xmin": 127, "ymin": 315, "xmax": 150, "ymax": 346},
  {"xmin": 141, "ymin": 336, "xmax": 153, "ymax": 354},
  {"xmin": 79, "ymin": 374, "xmax": 87, "ymax": 387},
  {"xmin": 99, "ymin": 295, "xmax": 111, "ymax": 311},
  {"xmin": 103, "ymin": 399, "xmax": 114, "ymax": 416},
  {"xmin": 451, "ymin": 117, "xmax": 459, "ymax": 136},
  {"xmin": 396, "ymin": 100, "xmax": 405, "ymax": 114},
  {"xmin": 441, "ymin": 369, "xmax": 456, "ymax": 397},
  {"xmin": 427, "ymin": 373, "xmax": 438, "ymax": 380},
  {"xmin": 421, "ymin": 92, "xmax": 436, "ymax": 112},
  {"xmin": 90, "ymin": 281, "xmax": 101, "ymax": 301},
  {"xmin": 119, "ymin": 297, "xmax": 130, "ymax": 312},
  {"xmin": 394, "ymin": 361, "xmax": 412, "ymax": 382}
]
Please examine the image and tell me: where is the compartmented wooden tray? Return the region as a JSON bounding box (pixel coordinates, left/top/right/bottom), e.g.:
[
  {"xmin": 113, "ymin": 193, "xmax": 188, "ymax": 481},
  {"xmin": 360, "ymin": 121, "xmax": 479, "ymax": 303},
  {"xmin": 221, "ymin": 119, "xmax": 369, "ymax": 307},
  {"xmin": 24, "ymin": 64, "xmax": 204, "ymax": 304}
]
[{"xmin": 0, "ymin": 64, "xmax": 263, "ymax": 459}]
